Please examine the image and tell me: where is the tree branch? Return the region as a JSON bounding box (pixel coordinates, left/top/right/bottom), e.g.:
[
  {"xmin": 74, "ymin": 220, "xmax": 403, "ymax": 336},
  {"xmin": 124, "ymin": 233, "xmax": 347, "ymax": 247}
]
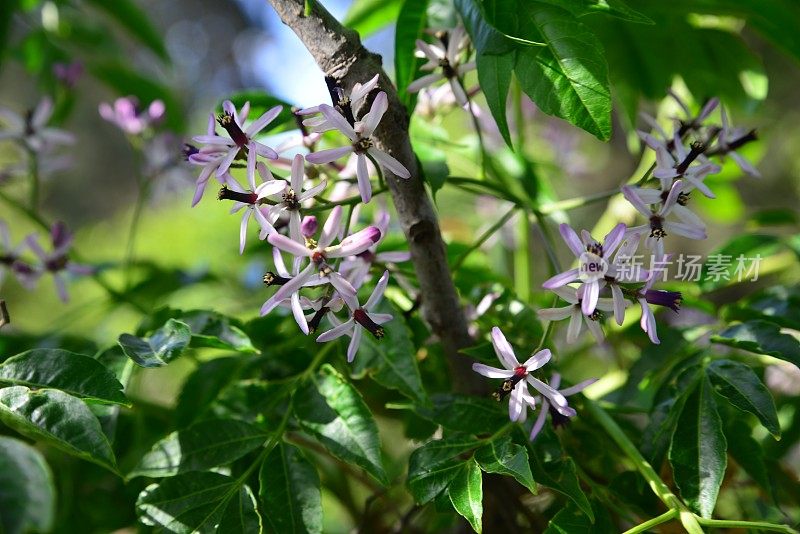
[{"xmin": 267, "ymin": 0, "xmax": 481, "ymax": 391}]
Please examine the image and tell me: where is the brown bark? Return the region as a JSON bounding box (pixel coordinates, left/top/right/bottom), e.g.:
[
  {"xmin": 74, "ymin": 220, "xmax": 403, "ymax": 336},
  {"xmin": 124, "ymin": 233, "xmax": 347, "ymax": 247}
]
[{"xmin": 266, "ymin": 0, "xmax": 481, "ymax": 391}]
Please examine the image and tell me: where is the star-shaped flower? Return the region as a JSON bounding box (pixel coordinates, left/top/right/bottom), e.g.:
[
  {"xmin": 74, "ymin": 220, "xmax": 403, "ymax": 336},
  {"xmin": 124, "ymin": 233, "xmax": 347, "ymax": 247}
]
[
  {"xmin": 316, "ymin": 270, "xmax": 393, "ymax": 361},
  {"xmin": 305, "ymin": 92, "xmax": 410, "ymax": 203}
]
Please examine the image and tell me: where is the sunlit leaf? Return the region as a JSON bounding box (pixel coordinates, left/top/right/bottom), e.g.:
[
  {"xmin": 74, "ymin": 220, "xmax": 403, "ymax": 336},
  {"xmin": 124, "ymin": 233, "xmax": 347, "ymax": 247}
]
[
  {"xmin": 395, "ymin": 0, "xmax": 429, "ymax": 111},
  {"xmin": 343, "ymin": 0, "xmax": 403, "ymax": 37},
  {"xmin": 706, "ymin": 359, "xmax": 780, "ymax": 438},
  {"xmin": 137, "ymin": 471, "xmax": 259, "ymax": 533},
  {"xmin": 514, "ymin": 3, "xmax": 611, "ymax": 140},
  {"xmin": 293, "ymin": 364, "xmax": 387, "ymax": 484},
  {"xmin": 712, "ymin": 320, "xmax": 800, "ymax": 368},
  {"xmin": 0, "ymin": 348, "xmax": 128, "ymax": 405},
  {"xmin": 448, "ymin": 458, "xmax": 483, "ymax": 533},
  {"xmin": 0, "ymin": 387, "xmax": 118, "ymax": 473},
  {"xmin": 129, "ymin": 419, "xmax": 268, "ymax": 479},
  {"xmin": 118, "ymin": 319, "xmax": 192, "ymax": 368},
  {"xmin": 474, "ymin": 434, "xmax": 536, "ymax": 493}
]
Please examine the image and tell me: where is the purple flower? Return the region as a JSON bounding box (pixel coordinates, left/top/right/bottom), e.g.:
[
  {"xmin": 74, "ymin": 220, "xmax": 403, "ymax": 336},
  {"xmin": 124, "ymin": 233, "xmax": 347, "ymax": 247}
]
[
  {"xmin": 472, "ymin": 327, "xmax": 570, "ymax": 423},
  {"xmin": 24, "ymin": 222, "xmax": 92, "ymax": 302},
  {"xmin": 0, "ymin": 220, "xmax": 38, "ymax": 289},
  {"xmin": 260, "ymin": 206, "xmax": 381, "ymax": 316},
  {"xmin": 635, "ymin": 262, "xmax": 681, "ymax": 344},
  {"xmin": 624, "ymin": 179, "xmax": 707, "ymax": 234},
  {"xmin": 53, "ymin": 62, "xmax": 83, "ymax": 88},
  {"xmin": 316, "ymin": 270, "xmax": 393, "ymax": 362},
  {"xmin": 192, "ymin": 100, "xmax": 281, "ymax": 178},
  {"xmin": 188, "ymin": 114, "xmax": 230, "ymax": 206},
  {"xmin": 528, "ymin": 373, "xmax": 597, "ymax": 441},
  {"xmin": 300, "ymin": 74, "xmax": 380, "ymax": 133},
  {"xmin": 542, "ymin": 223, "xmax": 627, "ymax": 315},
  {"xmin": 217, "ymin": 143, "xmax": 286, "ymax": 253},
  {"xmin": 622, "ymin": 180, "xmax": 706, "ymax": 259},
  {"xmin": 537, "ymin": 286, "xmax": 621, "ymax": 344},
  {"xmin": 714, "ymin": 106, "xmax": 760, "ymax": 178},
  {"xmin": 264, "ymin": 247, "xmax": 325, "ymax": 334},
  {"xmin": 0, "ymin": 97, "xmax": 75, "ymax": 151},
  {"xmin": 305, "ymin": 92, "xmax": 411, "ymax": 203},
  {"xmin": 338, "ymin": 209, "xmax": 411, "ymax": 288},
  {"xmin": 407, "ymin": 26, "xmax": 476, "ymax": 106},
  {"xmin": 99, "ymin": 97, "xmax": 165, "ymax": 135},
  {"xmin": 267, "ymin": 154, "xmax": 327, "ymax": 242},
  {"xmin": 652, "ymin": 134, "xmax": 720, "ymax": 197}
]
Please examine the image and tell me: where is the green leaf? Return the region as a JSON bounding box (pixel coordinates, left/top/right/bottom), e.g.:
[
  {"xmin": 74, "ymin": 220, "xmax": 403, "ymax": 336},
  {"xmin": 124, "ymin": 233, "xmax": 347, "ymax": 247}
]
[
  {"xmin": 724, "ymin": 420, "xmax": 774, "ymax": 500},
  {"xmin": 706, "ymin": 359, "xmax": 780, "ymax": 438},
  {"xmin": 118, "ymin": 319, "xmax": 192, "ymax": 368},
  {"xmin": 669, "ymin": 376, "xmax": 727, "ymax": 518},
  {"xmin": 514, "ymin": 3, "xmax": 611, "ymax": 140},
  {"xmin": 395, "ymin": 0, "xmax": 428, "ymax": 111},
  {"xmin": 84, "ymin": 0, "xmax": 169, "ymax": 60},
  {"xmin": 129, "ymin": 419, "xmax": 268, "ymax": 479},
  {"xmin": 353, "ymin": 307, "xmax": 428, "ymax": 404},
  {"xmin": 219, "ymin": 484, "xmax": 262, "ymax": 534},
  {"xmin": 0, "ymin": 436, "xmax": 55, "ymax": 534},
  {"xmin": 455, "ymin": 0, "xmax": 515, "ymax": 55},
  {"xmin": 407, "ymin": 437, "xmax": 481, "ymax": 504},
  {"xmin": 545, "ymin": 500, "xmax": 614, "ymax": 533},
  {"xmin": 0, "ymin": 386, "xmax": 118, "ymax": 473},
  {"xmin": 137, "ymin": 471, "xmax": 260, "ymax": 533},
  {"xmin": 474, "ymin": 435, "xmax": 536, "ymax": 493},
  {"xmin": 536, "ymin": 0, "xmax": 653, "ymax": 24},
  {"xmin": 259, "ymin": 443, "xmax": 323, "ymax": 534},
  {"xmin": 476, "ymin": 51, "xmax": 515, "ymax": 147},
  {"xmin": 176, "ymin": 310, "xmax": 257, "ymax": 353},
  {"xmin": 416, "ymin": 394, "xmax": 507, "ymax": 435},
  {"xmin": 526, "ymin": 426, "xmax": 593, "ymax": 520},
  {"xmin": 448, "ymin": 458, "xmax": 483, "ymax": 533},
  {"xmin": 712, "ymin": 320, "xmax": 800, "ymax": 368},
  {"xmin": 293, "ymin": 364, "xmax": 387, "ymax": 484},
  {"xmin": 0, "ymin": 349, "xmax": 128, "ymax": 405},
  {"xmin": 217, "ymin": 92, "xmax": 295, "ymax": 136},
  {"xmin": 343, "ymin": 0, "xmax": 403, "ymax": 38},
  {"xmin": 175, "ymin": 357, "xmax": 244, "ymax": 428}
]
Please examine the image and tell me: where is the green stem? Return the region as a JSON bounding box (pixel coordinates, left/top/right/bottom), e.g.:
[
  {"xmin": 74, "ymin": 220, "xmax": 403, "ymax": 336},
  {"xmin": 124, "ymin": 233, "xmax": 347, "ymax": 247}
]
[
  {"xmin": 27, "ymin": 148, "xmax": 39, "ymax": 212},
  {"xmin": 309, "ymin": 187, "xmax": 388, "ymax": 213},
  {"xmin": 528, "ymin": 209, "xmax": 561, "ymax": 275},
  {"xmin": 583, "ymin": 399, "xmax": 703, "ymax": 534},
  {"xmin": 538, "ymin": 189, "xmax": 619, "ymax": 215},
  {"xmin": 513, "ymin": 81, "xmax": 525, "ymax": 148},
  {"xmin": 451, "ymin": 206, "xmax": 516, "ymax": 272},
  {"xmin": 622, "ymin": 510, "xmax": 677, "ymax": 534},
  {"xmin": 694, "ymin": 517, "xmax": 800, "ymax": 533},
  {"xmin": 514, "ymin": 212, "xmax": 531, "ymax": 301},
  {"xmin": 463, "ymin": 81, "xmax": 488, "ymax": 179},
  {"xmin": 124, "ymin": 180, "xmax": 149, "ymax": 290}
]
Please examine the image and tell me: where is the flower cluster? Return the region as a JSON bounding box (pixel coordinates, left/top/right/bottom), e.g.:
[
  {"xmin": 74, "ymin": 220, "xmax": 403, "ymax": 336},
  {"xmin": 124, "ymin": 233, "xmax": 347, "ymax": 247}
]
[
  {"xmin": 534, "ymin": 96, "xmax": 758, "ymax": 346},
  {"xmin": 0, "ymin": 220, "xmax": 91, "ymax": 302},
  {"xmin": 189, "ymin": 77, "xmax": 413, "ymax": 359}
]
